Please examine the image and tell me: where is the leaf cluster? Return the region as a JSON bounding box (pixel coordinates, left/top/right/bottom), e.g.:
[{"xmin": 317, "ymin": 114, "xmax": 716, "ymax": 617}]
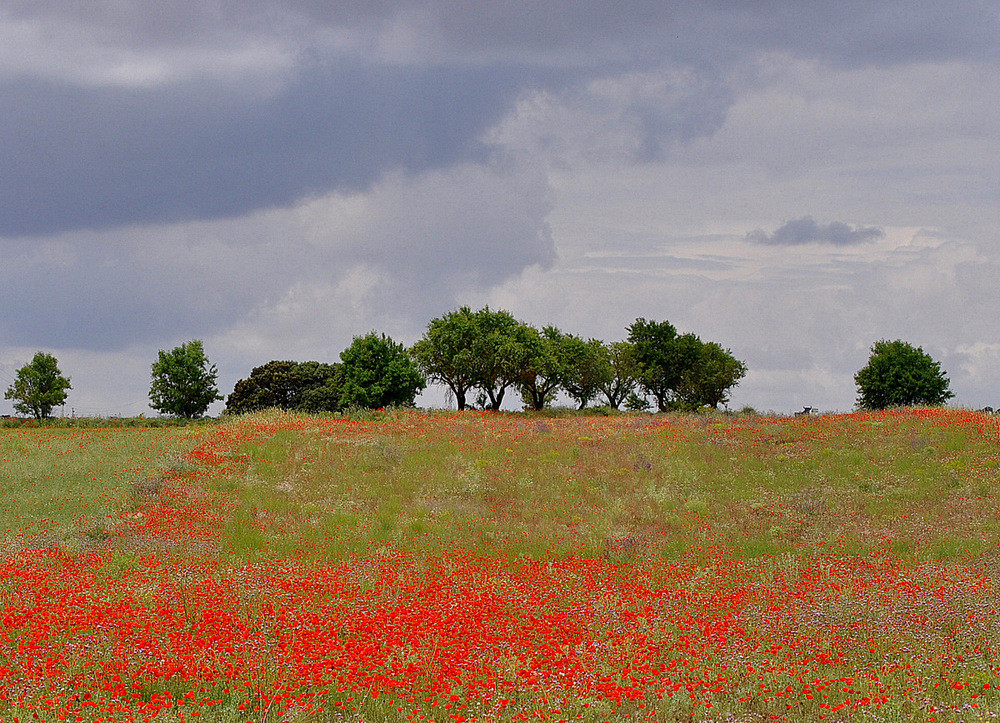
[
  {"xmin": 226, "ymin": 361, "xmax": 343, "ymax": 415},
  {"xmin": 338, "ymin": 332, "xmax": 426, "ymax": 409},
  {"xmin": 226, "ymin": 333, "xmax": 425, "ymax": 415},
  {"xmin": 628, "ymin": 318, "xmax": 748, "ymax": 412}
]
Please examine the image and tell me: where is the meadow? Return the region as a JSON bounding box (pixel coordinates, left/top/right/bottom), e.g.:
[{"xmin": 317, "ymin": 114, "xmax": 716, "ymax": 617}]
[{"xmin": 2, "ymin": 408, "xmax": 1000, "ymax": 722}]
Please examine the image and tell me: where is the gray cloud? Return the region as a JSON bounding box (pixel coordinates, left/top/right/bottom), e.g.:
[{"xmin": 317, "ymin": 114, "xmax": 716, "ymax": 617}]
[
  {"xmin": 0, "ymin": 62, "xmax": 536, "ymax": 238},
  {"xmin": 747, "ymin": 217, "xmax": 885, "ymax": 246},
  {"xmin": 0, "ymin": 157, "xmax": 554, "ymax": 352},
  {"xmin": 3, "ymin": 0, "xmax": 1000, "ymax": 417},
  {"xmin": 7, "ymin": 1, "xmax": 996, "ymax": 68},
  {"xmin": 4, "ymin": 1, "xmax": 995, "ymax": 239}
]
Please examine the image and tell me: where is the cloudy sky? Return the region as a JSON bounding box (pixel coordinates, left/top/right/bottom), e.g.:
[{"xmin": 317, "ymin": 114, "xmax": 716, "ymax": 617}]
[{"xmin": 2, "ymin": 1, "xmax": 999, "ymax": 415}]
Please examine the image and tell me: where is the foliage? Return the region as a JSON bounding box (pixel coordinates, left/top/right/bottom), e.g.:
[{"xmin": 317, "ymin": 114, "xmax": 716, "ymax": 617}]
[
  {"xmin": 559, "ymin": 335, "xmax": 610, "ymax": 409},
  {"xmin": 226, "ymin": 360, "xmax": 342, "ymax": 415},
  {"xmin": 628, "ymin": 318, "xmax": 687, "ymax": 411},
  {"xmin": 410, "ymin": 307, "xmax": 480, "ymax": 410},
  {"xmin": 854, "ymin": 339, "xmax": 954, "ymax": 409},
  {"xmin": 624, "ymin": 390, "xmax": 652, "ymax": 411},
  {"xmin": 628, "ymin": 320, "xmax": 746, "ymax": 411},
  {"xmin": 469, "ymin": 307, "xmax": 530, "ymax": 410},
  {"xmin": 676, "ymin": 340, "xmax": 748, "ymax": 410},
  {"xmin": 517, "ymin": 325, "xmax": 567, "ymax": 411},
  {"xmin": 148, "ymin": 340, "xmax": 222, "ymax": 419},
  {"xmin": 4, "ymin": 351, "xmax": 71, "ymax": 419},
  {"xmin": 338, "ymin": 332, "xmax": 425, "ymax": 409},
  {"xmin": 597, "ymin": 341, "xmax": 639, "ymax": 409},
  {"xmin": 412, "ymin": 310, "xmax": 744, "ymax": 412}
]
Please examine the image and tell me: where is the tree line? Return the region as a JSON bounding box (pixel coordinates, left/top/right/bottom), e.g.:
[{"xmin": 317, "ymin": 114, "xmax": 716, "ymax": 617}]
[
  {"xmin": 224, "ymin": 309, "xmax": 748, "ymax": 416},
  {"xmin": 3, "ymin": 308, "xmax": 955, "ymax": 420}
]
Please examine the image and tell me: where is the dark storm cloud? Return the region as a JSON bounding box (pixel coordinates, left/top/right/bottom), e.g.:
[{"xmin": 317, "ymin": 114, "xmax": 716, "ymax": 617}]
[
  {"xmin": 0, "ymin": 62, "xmax": 536, "ymax": 237},
  {"xmin": 3, "ymin": 1, "xmax": 996, "ymax": 238},
  {"xmin": 12, "ymin": 0, "xmax": 996, "ymax": 60},
  {"xmin": 285, "ymin": 0, "xmax": 1000, "ymax": 67},
  {"xmin": 747, "ymin": 217, "xmax": 885, "ymax": 246}
]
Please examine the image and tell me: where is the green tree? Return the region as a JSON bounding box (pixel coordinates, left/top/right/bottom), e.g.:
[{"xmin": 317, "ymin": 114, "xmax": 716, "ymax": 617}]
[
  {"xmin": 339, "ymin": 332, "xmax": 425, "ymax": 409},
  {"xmin": 470, "ymin": 307, "xmax": 529, "ymax": 410},
  {"xmin": 294, "ymin": 362, "xmax": 344, "ymax": 412},
  {"xmin": 854, "ymin": 339, "xmax": 954, "ymax": 410},
  {"xmin": 628, "ymin": 318, "xmax": 691, "ymax": 412},
  {"xmin": 597, "ymin": 341, "xmax": 639, "ymax": 409},
  {"xmin": 517, "ymin": 325, "xmax": 566, "ymax": 411},
  {"xmin": 4, "ymin": 352, "xmax": 71, "ymax": 419},
  {"xmin": 676, "ymin": 340, "xmax": 747, "ymax": 410},
  {"xmin": 624, "ymin": 391, "xmax": 651, "ymax": 412},
  {"xmin": 561, "ymin": 336, "xmax": 611, "ymax": 410},
  {"xmin": 411, "ymin": 307, "xmax": 480, "ymax": 410},
  {"xmin": 226, "ymin": 361, "xmax": 342, "ymax": 415},
  {"xmin": 149, "ymin": 340, "xmax": 222, "ymax": 419}
]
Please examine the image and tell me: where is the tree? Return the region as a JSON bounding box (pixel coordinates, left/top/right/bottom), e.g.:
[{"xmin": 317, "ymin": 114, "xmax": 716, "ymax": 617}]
[
  {"xmin": 294, "ymin": 362, "xmax": 344, "ymax": 412},
  {"xmin": 339, "ymin": 332, "xmax": 425, "ymax": 409},
  {"xmin": 597, "ymin": 341, "xmax": 639, "ymax": 409},
  {"xmin": 149, "ymin": 340, "xmax": 222, "ymax": 419},
  {"xmin": 4, "ymin": 352, "xmax": 71, "ymax": 419},
  {"xmin": 411, "ymin": 307, "xmax": 480, "ymax": 410},
  {"xmin": 469, "ymin": 307, "xmax": 529, "ymax": 410},
  {"xmin": 628, "ymin": 318, "xmax": 689, "ymax": 412},
  {"xmin": 675, "ymin": 341, "xmax": 747, "ymax": 410},
  {"xmin": 561, "ymin": 336, "xmax": 611, "ymax": 409},
  {"xmin": 226, "ymin": 361, "xmax": 342, "ymax": 415},
  {"xmin": 517, "ymin": 325, "xmax": 566, "ymax": 411},
  {"xmin": 854, "ymin": 339, "xmax": 954, "ymax": 410}
]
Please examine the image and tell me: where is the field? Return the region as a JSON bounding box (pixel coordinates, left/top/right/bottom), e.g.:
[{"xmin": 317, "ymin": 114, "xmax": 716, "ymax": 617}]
[{"xmin": 2, "ymin": 408, "xmax": 1000, "ymax": 722}]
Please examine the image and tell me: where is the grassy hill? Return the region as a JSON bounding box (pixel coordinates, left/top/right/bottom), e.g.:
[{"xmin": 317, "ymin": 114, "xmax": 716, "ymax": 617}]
[{"xmin": 1, "ymin": 408, "xmax": 998, "ymax": 721}]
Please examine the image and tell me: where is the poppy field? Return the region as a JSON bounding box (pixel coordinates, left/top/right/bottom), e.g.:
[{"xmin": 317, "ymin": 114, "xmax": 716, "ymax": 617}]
[{"xmin": 2, "ymin": 408, "xmax": 1000, "ymax": 722}]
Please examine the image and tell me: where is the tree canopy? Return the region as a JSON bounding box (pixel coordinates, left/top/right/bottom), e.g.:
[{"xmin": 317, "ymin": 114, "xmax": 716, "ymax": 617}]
[
  {"xmin": 628, "ymin": 318, "xmax": 683, "ymax": 412},
  {"xmin": 339, "ymin": 332, "xmax": 425, "ymax": 409},
  {"xmin": 4, "ymin": 352, "xmax": 71, "ymax": 419},
  {"xmin": 149, "ymin": 340, "xmax": 222, "ymax": 419},
  {"xmin": 517, "ymin": 325, "xmax": 569, "ymax": 411},
  {"xmin": 226, "ymin": 360, "xmax": 342, "ymax": 415},
  {"xmin": 627, "ymin": 319, "xmax": 747, "ymax": 411},
  {"xmin": 409, "ymin": 309, "xmax": 747, "ymax": 411},
  {"xmin": 854, "ymin": 339, "xmax": 954, "ymax": 410},
  {"xmin": 597, "ymin": 341, "xmax": 639, "ymax": 410},
  {"xmin": 410, "ymin": 307, "xmax": 480, "ymax": 410},
  {"xmin": 560, "ymin": 336, "xmax": 610, "ymax": 409},
  {"xmin": 469, "ymin": 307, "xmax": 530, "ymax": 410}
]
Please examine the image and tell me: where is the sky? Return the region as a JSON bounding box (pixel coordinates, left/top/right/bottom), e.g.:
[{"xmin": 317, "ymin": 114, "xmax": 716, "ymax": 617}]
[{"xmin": 2, "ymin": 0, "xmax": 999, "ymax": 416}]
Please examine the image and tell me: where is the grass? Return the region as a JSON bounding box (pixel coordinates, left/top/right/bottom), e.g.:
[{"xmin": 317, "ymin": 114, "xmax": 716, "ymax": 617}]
[
  {"xmin": 0, "ymin": 424, "xmax": 206, "ymax": 546},
  {"xmin": 3, "ymin": 407, "xmax": 1000, "ymax": 722},
  {"xmin": 205, "ymin": 408, "xmax": 1000, "ymax": 565}
]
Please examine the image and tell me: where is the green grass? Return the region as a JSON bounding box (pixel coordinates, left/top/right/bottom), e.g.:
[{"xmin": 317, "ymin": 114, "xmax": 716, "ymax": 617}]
[
  {"xmin": 0, "ymin": 425, "xmax": 206, "ymax": 546},
  {"xmin": 5, "ymin": 408, "xmax": 999, "ymax": 566},
  {"xmin": 5, "ymin": 408, "xmax": 1000, "ymax": 722},
  {"xmin": 200, "ymin": 408, "xmax": 1000, "ymax": 565}
]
